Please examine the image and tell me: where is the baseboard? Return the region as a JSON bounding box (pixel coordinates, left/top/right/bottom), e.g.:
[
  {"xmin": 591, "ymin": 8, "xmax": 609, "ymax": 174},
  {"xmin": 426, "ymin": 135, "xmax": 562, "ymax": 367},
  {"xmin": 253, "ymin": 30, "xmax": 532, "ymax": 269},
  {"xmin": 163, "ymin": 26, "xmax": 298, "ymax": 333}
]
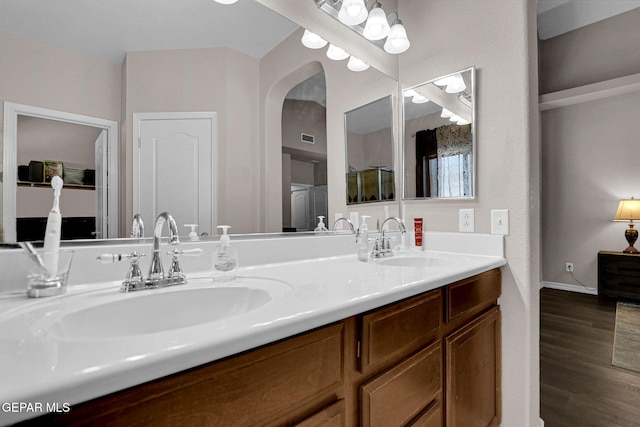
[
  {"xmin": 540, "ymin": 418, "xmax": 545, "ymax": 427},
  {"xmin": 541, "ymin": 281, "xmax": 598, "ymax": 295}
]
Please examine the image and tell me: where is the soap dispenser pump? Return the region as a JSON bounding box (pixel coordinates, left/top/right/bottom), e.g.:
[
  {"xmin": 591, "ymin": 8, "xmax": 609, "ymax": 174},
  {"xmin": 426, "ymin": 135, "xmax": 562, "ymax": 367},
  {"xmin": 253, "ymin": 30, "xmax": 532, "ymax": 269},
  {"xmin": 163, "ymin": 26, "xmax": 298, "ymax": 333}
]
[
  {"xmin": 314, "ymin": 216, "xmax": 328, "ymax": 233},
  {"xmin": 358, "ymin": 215, "xmax": 370, "ymax": 262},
  {"xmin": 184, "ymin": 224, "xmax": 199, "ymax": 241},
  {"xmin": 212, "ymin": 225, "xmax": 238, "ymax": 281}
]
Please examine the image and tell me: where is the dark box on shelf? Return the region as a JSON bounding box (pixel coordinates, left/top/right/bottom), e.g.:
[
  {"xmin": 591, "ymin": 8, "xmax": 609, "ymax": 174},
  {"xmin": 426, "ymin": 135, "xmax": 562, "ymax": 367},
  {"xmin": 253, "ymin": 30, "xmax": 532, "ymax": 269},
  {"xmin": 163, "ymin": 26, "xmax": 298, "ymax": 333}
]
[
  {"xmin": 18, "ymin": 165, "xmax": 29, "ymax": 181},
  {"xmin": 84, "ymin": 169, "xmax": 95, "ymax": 186},
  {"xmin": 28, "ymin": 161, "xmax": 44, "ymax": 182}
]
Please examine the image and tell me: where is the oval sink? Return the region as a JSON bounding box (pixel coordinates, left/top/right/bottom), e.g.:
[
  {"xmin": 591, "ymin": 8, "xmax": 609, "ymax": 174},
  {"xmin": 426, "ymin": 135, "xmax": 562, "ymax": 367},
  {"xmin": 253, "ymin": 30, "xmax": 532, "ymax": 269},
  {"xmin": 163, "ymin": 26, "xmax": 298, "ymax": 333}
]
[
  {"xmin": 377, "ymin": 256, "xmax": 458, "ymax": 268},
  {"xmin": 46, "ymin": 278, "xmax": 290, "ymax": 340}
]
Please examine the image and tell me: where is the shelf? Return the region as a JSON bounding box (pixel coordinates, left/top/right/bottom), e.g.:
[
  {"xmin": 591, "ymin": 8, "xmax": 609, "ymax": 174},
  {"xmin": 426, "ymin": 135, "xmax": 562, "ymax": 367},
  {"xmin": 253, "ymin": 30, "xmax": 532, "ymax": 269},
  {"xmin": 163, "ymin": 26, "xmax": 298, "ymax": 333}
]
[
  {"xmin": 539, "ymin": 72, "xmax": 640, "ymax": 111},
  {"xmin": 17, "ymin": 181, "xmax": 95, "ymax": 191}
]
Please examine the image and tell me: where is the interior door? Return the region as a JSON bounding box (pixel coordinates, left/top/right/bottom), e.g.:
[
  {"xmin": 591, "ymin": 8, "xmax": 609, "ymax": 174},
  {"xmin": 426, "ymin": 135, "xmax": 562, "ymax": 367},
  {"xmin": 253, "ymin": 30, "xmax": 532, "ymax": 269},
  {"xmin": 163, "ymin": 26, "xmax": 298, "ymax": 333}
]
[
  {"xmin": 291, "ymin": 188, "xmax": 310, "ymax": 231},
  {"xmin": 134, "ymin": 113, "xmax": 216, "ymax": 237}
]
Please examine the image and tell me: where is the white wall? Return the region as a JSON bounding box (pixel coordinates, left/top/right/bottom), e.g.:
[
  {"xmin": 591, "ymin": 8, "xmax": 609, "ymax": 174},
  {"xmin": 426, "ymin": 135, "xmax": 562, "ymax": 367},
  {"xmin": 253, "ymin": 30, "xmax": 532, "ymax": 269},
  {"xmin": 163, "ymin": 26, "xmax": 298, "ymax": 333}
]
[{"xmin": 399, "ymin": 1, "xmax": 540, "ymax": 425}]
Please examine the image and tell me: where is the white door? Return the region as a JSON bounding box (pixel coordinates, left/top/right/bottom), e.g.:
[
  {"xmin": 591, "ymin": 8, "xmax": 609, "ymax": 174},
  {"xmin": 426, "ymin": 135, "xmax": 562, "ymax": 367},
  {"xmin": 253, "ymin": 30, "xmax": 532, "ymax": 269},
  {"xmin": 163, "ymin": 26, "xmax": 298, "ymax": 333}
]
[
  {"xmin": 291, "ymin": 188, "xmax": 310, "ymax": 231},
  {"xmin": 134, "ymin": 112, "xmax": 216, "ymax": 237}
]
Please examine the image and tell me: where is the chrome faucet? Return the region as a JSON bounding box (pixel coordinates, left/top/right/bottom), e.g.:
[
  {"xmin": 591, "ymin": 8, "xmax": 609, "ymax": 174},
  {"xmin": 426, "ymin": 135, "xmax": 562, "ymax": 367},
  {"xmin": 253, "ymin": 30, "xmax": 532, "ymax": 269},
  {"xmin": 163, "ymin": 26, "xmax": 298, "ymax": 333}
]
[
  {"xmin": 148, "ymin": 212, "xmax": 180, "ymax": 282},
  {"xmin": 130, "ymin": 214, "xmax": 144, "ymax": 238},
  {"xmin": 332, "ymin": 217, "xmax": 356, "ymax": 233},
  {"xmin": 373, "ymin": 217, "xmax": 407, "ymax": 258}
]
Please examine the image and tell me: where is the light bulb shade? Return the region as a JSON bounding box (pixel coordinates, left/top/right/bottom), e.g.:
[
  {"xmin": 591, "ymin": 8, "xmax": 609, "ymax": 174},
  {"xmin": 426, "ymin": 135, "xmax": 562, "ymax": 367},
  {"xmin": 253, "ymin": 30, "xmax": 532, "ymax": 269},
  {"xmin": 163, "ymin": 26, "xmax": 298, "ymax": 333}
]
[
  {"xmin": 326, "ymin": 44, "xmax": 350, "ymax": 60},
  {"xmin": 403, "ymin": 89, "xmax": 418, "ymax": 97},
  {"xmin": 338, "ymin": 0, "xmax": 368, "ymax": 25},
  {"xmin": 347, "ymin": 55, "xmax": 369, "ymax": 72},
  {"xmin": 214, "ymin": 0, "xmax": 238, "ymax": 4},
  {"xmin": 614, "ymin": 197, "xmax": 640, "ymax": 221},
  {"xmin": 412, "ymin": 94, "xmax": 429, "ymax": 104},
  {"xmin": 434, "ymin": 76, "xmax": 455, "ymax": 87},
  {"xmin": 449, "ymin": 114, "xmax": 462, "ymax": 122},
  {"xmin": 445, "ymin": 74, "xmax": 467, "ymax": 93},
  {"xmin": 456, "ymin": 118, "xmax": 471, "ymax": 125},
  {"xmin": 363, "ymin": 3, "xmax": 390, "ymax": 40},
  {"xmin": 384, "ymin": 21, "xmax": 410, "ymax": 54},
  {"xmin": 301, "ymin": 29, "xmax": 328, "ymax": 49},
  {"xmin": 440, "ymin": 108, "xmax": 453, "ymax": 118}
]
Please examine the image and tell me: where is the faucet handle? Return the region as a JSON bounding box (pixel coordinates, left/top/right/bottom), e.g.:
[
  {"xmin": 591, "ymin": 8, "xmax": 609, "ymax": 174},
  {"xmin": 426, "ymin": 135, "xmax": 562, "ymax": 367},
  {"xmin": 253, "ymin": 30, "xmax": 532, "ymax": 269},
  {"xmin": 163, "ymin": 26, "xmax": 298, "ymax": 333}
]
[
  {"xmin": 166, "ymin": 248, "xmax": 203, "ymax": 279},
  {"xmin": 97, "ymin": 252, "xmax": 147, "ymax": 292},
  {"xmin": 97, "ymin": 252, "xmax": 146, "ymax": 264}
]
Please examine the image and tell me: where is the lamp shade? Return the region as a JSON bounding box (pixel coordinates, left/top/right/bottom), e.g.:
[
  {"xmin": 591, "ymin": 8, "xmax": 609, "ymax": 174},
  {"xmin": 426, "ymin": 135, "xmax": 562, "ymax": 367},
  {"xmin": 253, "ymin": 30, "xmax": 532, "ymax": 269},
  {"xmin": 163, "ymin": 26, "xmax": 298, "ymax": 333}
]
[
  {"xmin": 363, "ymin": 3, "xmax": 390, "ymax": 40},
  {"xmin": 213, "ymin": 0, "xmax": 238, "ymax": 4},
  {"xmin": 347, "ymin": 55, "xmax": 369, "ymax": 72},
  {"xmin": 384, "ymin": 20, "xmax": 410, "ymax": 54},
  {"xmin": 301, "ymin": 30, "xmax": 328, "ymax": 49},
  {"xmin": 444, "ymin": 74, "xmax": 467, "ymax": 93},
  {"xmin": 326, "ymin": 44, "xmax": 350, "ymax": 60},
  {"xmin": 614, "ymin": 197, "xmax": 640, "ymax": 222},
  {"xmin": 338, "ymin": 0, "xmax": 368, "ymax": 25}
]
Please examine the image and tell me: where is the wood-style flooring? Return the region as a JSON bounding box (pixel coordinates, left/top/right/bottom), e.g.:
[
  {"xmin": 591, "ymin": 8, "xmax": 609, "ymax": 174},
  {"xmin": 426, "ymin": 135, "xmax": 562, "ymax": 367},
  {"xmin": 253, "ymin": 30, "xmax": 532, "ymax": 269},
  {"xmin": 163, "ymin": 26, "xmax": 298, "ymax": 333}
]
[{"xmin": 540, "ymin": 288, "xmax": 640, "ymax": 427}]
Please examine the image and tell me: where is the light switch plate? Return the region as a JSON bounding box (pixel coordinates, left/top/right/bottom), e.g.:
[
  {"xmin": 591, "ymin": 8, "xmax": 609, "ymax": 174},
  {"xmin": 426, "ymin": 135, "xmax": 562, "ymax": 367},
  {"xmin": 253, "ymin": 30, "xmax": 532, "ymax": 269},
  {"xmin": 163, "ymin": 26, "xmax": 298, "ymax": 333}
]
[
  {"xmin": 459, "ymin": 209, "xmax": 475, "ymax": 233},
  {"xmin": 491, "ymin": 209, "xmax": 509, "ymax": 235}
]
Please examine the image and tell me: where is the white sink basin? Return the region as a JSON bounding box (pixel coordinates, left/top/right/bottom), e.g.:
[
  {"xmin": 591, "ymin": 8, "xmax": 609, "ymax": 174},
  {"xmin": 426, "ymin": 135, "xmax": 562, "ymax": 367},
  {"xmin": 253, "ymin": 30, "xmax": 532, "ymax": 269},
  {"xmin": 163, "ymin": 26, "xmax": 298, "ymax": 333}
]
[
  {"xmin": 44, "ymin": 277, "xmax": 291, "ymax": 340},
  {"xmin": 376, "ymin": 255, "xmax": 459, "ymax": 268}
]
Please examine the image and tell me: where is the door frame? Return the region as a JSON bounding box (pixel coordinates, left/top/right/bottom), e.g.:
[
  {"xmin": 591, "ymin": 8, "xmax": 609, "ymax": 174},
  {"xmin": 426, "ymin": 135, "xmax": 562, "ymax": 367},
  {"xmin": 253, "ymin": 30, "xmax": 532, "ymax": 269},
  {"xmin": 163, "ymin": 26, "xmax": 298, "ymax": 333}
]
[
  {"xmin": 2, "ymin": 102, "xmax": 119, "ymax": 241},
  {"xmin": 132, "ymin": 112, "xmax": 217, "ymax": 233}
]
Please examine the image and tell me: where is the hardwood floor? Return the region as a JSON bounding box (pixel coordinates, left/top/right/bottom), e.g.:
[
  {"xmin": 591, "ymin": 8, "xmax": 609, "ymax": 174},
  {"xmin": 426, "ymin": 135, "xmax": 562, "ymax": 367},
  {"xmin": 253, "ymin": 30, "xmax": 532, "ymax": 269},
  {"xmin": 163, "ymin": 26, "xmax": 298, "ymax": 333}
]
[{"xmin": 540, "ymin": 288, "xmax": 640, "ymax": 427}]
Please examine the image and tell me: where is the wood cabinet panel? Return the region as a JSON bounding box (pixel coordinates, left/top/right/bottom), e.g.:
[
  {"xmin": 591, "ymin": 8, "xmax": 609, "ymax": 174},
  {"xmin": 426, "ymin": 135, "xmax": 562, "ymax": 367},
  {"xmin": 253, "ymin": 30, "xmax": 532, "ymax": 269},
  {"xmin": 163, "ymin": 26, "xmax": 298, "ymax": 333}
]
[
  {"xmin": 360, "ymin": 341, "xmax": 442, "ymax": 427},
  {"xmin": 359, "ymin": 289, "xmax": 441, "ymax": 373},
  {"xmin": 293, "ymin": 400, "xmax": 345, "ymax": 427},
  {"xmin": 409, "ymin": 401, "xmax": 442, "ymax": 427},
  {"xmin": 598, "ymin": 251, "xmax": 640, "ymax": 300},
  {"xmin": 446, "ymin": 269, "xmax": 501, "ymax": 324},
  {"xmin": 445, "ymin": 306, "xmax": 501, "ymax": 427},
  {"xmin": 35, "ymin": 323, "xmax": 345, "ymax": 427}
]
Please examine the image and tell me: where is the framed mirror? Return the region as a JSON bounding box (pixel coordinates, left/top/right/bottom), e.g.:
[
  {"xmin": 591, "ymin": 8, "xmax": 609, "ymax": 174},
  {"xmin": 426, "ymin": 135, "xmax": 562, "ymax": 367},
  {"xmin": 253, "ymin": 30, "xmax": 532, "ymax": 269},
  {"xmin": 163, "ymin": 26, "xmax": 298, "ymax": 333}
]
[
  {"xmin": 345, "ymin": 95, "xmax": 395, "ymax": 205},
  {"xmin": 402, "ymin": 66, "xmax": 475, "ymax": 200}
]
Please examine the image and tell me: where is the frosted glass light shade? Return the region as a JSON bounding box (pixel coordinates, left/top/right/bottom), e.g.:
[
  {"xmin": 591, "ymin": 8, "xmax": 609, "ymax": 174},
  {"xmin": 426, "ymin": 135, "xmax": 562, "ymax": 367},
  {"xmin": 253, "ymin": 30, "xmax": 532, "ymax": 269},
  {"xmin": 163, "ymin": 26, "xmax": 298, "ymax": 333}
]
[
  {"xmin": 301, "ymin": 30, "xmax": 328, "ymax": 49},
  {"xmin": 384, "ymin": 20, "xmax": 410, "ymax": 54},
  {"xmin": 404, "ymin": 89, "xmax": 418, "ymax": 97},
  {"xmin": 440, "ymin": 108, "xmax": 453, "ymax": 118},
  {"xmin": 412, "ymin": 94, "xmax": 429, "ymax": 104},
  {"xmin": 363, "ymin": 3, "xmax": 390, "ymax": 40},
  {"xmin": 445, "ymin": 74, "xmax": 467, "ymax": 93},
  {"xmin": 213, "ymin": 0, "xmax": 238, "ymax": 4},
  {"xmin": 347, "ymin": 55, "xmax": 369, "ymax": 72},
  {"xmin": 326, "ymin": 44, "xmax": 350, "ymax": 60},
  {"xmin": 339, "ymin": 0, "xmax": 368, "ymax": 25}
]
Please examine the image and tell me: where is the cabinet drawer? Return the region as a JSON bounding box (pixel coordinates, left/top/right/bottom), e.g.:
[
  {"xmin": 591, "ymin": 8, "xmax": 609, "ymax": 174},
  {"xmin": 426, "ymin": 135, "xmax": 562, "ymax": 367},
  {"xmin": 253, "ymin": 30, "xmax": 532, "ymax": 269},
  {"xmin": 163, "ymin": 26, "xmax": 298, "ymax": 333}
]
[
  {"xmin": 446, "ymin": 269, "xmax": 501, "ymax": 323},
  {"xmin": 360, "ymin": 341, "xmax": 442, "ymax": 427},
  {"xmin": 293, "ymin": 400, "xmax": 345, "ymax": 427},
  {"xmin": 359, "ymin": 289, "xmax": 441, "ymax": 373}
]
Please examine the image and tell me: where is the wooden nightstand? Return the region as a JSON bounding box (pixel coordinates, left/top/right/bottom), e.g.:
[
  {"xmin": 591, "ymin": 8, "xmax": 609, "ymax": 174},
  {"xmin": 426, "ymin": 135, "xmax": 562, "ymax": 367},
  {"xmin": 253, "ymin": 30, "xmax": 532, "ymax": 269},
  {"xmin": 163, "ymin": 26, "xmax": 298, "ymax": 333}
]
[{"xmin": 598, "ymin": 251, "xmax": 640, "ymax": 300}]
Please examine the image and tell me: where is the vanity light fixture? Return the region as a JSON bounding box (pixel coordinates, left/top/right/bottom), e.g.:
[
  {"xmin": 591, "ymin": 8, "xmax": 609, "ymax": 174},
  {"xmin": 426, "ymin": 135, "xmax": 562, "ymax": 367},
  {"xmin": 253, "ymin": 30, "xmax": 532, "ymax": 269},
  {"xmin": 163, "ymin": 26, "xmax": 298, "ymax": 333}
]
[
  {"xmin": 404, "ymin": 89, "xmax": 418, "ymax": 98},
  {"xmin": 338, "ymin": 0, "xmax": 368, "ymax": 25},
  {"xmin": 363, "ymin": 2, "xmax": 391, "ymax": 40},
  {"xmin": 412, "ymin": 94, "xmax": 429, "ymax": 104},
  {"xmin": 384, "ymin": 14, "xmax": 410, "ymax": 54},
  {"xmin": 613, "ymin": 197, "xmax": 640, "ymax": 253},
  {"xmin": 213, "ymin": 0, "xmax": 238, "ymax": 4},
  {"xmin": 327, "ymin": 43, "xmax": 350, "ymax": 60},
  {"xmin": 434, "ymin": 74, "xmax": 467, "ymax": 94},
  {"xmin": 347, "ymin": 55, "xmax": 370, "ymax": 71},
  {"xmin": 301, "ymin": 30, "xmax": 328, "ymax": 49},
  {"xmin": 441, "ymin": 108, "xmax": 454, "ymax": 118}
]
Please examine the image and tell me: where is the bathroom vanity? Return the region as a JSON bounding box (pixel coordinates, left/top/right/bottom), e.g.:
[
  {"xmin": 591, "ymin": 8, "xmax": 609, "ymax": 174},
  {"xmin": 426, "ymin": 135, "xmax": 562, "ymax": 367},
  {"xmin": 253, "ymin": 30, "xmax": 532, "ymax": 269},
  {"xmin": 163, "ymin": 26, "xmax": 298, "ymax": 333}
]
[{"xmin": 0, "ymin": 233, "xmax": 504, "ymax": 426}]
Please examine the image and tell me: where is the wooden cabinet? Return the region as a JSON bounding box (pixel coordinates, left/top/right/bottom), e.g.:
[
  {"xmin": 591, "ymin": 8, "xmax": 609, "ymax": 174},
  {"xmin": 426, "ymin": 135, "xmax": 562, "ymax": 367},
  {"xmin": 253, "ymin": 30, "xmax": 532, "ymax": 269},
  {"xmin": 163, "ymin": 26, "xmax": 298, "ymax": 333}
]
[
  {"xmin": 598, "ymin": 251, "xmax": 640, "ymax": 300},
  {"xmin": 23, "ymin": 269, "xmax": 501, "ymax": 427}
]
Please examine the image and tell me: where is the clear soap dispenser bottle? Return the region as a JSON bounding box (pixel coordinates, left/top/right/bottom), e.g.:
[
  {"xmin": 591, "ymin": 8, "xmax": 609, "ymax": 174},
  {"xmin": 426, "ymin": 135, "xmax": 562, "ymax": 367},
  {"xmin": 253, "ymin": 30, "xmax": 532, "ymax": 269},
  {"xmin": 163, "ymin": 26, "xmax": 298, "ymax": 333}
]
[
  {"xmin": 212, "ymin": 225, "xmax": 238, "ymax": 281},
  {"xmin": 358, "ymin": 215, "xmax": 370, "ymax": 262}
]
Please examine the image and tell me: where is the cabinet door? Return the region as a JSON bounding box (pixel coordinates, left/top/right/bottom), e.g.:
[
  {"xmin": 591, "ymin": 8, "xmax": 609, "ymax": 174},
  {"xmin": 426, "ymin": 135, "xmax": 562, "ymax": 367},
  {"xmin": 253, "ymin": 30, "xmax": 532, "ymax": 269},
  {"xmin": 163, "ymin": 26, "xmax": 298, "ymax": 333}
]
[
  {"xmin": 360, "ymin": 341, "xmax": 442, "ymax": 427},
  {"xmin": 293, "ymin": 400, "xmax": 345, "ymax": 427},
  {"xmin": 445, "ymin": 307, "xmax": 501, "ymax": 427}
]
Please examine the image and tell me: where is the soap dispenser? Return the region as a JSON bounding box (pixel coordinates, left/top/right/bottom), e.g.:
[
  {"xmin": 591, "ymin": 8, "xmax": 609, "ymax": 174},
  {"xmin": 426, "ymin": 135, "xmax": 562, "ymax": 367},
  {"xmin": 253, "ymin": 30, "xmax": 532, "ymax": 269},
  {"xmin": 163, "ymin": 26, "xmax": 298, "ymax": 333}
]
[
  {"xmin": 314, "ymin": 216, "xmax": 328, "ymax": 233},
  {"xmin": 184, "ymin": 224, "xmax": 199, "ymax": 241},
  {"xmin": 358, "ymin": 215, "xmax": 370, "ymax": 262},
  {"xmin": 212, "ymin": 225, "xmax": 238, "ymax": 281}
]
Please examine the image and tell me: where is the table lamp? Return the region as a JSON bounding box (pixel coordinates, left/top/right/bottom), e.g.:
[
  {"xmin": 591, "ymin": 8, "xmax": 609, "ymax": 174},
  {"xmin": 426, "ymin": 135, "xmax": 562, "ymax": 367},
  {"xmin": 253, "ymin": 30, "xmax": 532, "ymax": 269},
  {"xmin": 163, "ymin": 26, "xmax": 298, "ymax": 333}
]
[{"xmin": 613, "ymin": 197, "xmax": 640, "ymax": 253}]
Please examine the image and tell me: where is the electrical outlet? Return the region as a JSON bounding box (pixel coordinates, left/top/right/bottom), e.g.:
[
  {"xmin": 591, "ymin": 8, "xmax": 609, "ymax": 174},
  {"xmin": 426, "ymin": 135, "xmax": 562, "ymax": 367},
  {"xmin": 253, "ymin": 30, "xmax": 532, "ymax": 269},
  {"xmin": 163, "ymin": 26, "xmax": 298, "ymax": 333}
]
[
  {"xmin": 491, "ymin": 209, "xmax": 509, "ymax": 235},
  {"xmin": 459, "ymin": 209, "xmax": 475, "ymax": 233},
  {"xmin": 565, "ymin": 263, "xmax": 574, "ymax": 273}
]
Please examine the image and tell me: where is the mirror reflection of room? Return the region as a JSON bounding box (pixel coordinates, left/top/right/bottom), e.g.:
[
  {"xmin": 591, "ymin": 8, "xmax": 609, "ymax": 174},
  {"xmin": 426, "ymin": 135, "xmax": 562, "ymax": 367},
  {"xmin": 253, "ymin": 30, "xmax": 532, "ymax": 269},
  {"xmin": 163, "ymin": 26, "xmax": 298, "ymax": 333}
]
[
  {"xmin": 403, "ymin": 67, "xmax": 474, "ymax": 199},
  {"xmin": 345, "ymin": 95, "xmax": 394, "ymax": 205},
  {"xmin": 281, "ymin": 71, "xmax": 328, "ymax": 232},
  {"xmin": 16, "ymin": 116, "xmax": 100, "ymax": 241}
]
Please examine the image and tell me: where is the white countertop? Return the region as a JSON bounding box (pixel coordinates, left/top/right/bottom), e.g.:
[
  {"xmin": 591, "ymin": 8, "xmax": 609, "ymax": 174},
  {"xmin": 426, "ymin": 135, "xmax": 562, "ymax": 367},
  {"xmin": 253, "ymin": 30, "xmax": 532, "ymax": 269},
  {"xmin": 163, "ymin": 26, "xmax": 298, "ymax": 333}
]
[{"xmin": 0, "ymin": 243, "xmax": 504, "ymax": 425}]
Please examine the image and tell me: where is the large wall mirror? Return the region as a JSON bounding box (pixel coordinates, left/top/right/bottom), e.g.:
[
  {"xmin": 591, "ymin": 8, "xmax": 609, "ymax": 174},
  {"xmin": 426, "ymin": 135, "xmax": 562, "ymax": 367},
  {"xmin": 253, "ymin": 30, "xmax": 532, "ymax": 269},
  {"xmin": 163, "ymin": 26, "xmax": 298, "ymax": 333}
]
[
  {"xmin": 402, "ymin": 66, "xmax": 475, "ymax": 199},
  {"xmin": 0, "ymin": 0, "xmax": 397, "ymax": 242},
  {"xmin": 345, "ymin": 96, "xmax": 394, "ymax": 204}
]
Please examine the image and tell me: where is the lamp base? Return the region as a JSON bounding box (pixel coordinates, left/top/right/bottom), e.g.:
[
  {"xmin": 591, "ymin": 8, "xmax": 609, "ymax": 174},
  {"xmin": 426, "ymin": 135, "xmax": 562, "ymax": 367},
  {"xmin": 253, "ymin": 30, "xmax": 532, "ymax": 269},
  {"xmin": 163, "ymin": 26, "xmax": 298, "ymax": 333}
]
[{"xmin": 623, "ymin": 224, "xmax": 639, "ymax": 254}]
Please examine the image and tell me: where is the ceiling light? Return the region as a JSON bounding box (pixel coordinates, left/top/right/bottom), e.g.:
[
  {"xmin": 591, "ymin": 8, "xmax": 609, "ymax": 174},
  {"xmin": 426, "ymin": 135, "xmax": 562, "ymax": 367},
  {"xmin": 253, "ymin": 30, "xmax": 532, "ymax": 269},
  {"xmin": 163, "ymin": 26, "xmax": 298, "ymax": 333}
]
[
  {"xmin": 326, "ymin": 44, "xmax": 350, "ymax": 60},
  {"xmin": 412, "ymin": 94, "xmax": 429, "ymax": 104},
  {"xmin": 457, "ymin": 118, "xmax": 471, "ymax": 125},
  {"xmin": 384, "ymin": 18, "xmax": 410, "ymax": 54},
  {"xmin": 347, "ymin": 55, "xmax": 369, "ymax": 72},
  {"xmin": 301, "ymin": 30, "xmax": 328, "ymax": 49},
  {"xmin": 363, "ymin": 2, "xmax": 390, "ymax": 41},
  {"xmin": 213, "ymin": 0, "xmax": 238, "ymax": 4},
  {"xmin": 338, "ymin": 0, "xmax": 368, "ymax": 25},
  {"xmin": 445, "ymin": 74, "xmax": 467, "ymax": 93},
  {"xmin": 404, "ymin": 89, "xmax": 418, "ymax": 97},
  {"xmin": 450, "ymin": 114, "xmax": 462, "ymax": 122},
  {"xmin": 434, "ymin": 76, "xmax": 456, "ymax": 87}
]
